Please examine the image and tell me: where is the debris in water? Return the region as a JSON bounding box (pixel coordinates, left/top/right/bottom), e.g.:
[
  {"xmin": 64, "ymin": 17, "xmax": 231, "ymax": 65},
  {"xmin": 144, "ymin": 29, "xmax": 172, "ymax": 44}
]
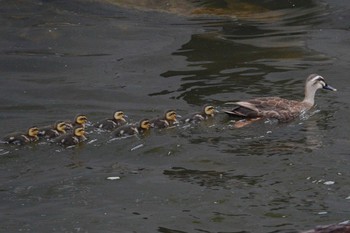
[
  {"xmin": 324, "ymin": 181, "xmax": 335, "ymax": 185},
  {"xmin": 87, "ymin": 139, "xmax": 98, "ymax": 144},
  {"xmin": 107, "ymin": 176, "xmax": 121, "ymax": 180},
  {"xmin": 130, "ymin": 144, "xmax": 144, "ymax": 151}
]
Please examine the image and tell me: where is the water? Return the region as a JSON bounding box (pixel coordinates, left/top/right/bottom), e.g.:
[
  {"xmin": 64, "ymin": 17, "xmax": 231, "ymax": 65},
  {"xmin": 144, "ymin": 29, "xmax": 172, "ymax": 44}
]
[{"xmin": 1, "ymin": 0, "xmax": 350, "ymax": 232}]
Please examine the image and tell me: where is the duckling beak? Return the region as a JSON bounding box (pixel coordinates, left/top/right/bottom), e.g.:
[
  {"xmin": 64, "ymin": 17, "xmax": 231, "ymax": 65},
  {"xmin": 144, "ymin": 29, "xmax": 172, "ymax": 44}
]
[
  {"xmin": 323, "ymin": 84, "xmax": 337, "ymax": 91},
  {"xmin": 122, "ymin": 115, "xmax": 128, "ymax": 122}
]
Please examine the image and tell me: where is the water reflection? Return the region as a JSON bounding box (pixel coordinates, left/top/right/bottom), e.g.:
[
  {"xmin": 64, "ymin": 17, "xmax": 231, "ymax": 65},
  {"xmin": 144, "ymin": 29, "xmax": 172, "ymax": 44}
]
[
  {"xmin": 110, "ymin": 0, "xmax": 319, "ymax": 19},
  {"xmin": 149, "ymin": 3, "xmax": 331, "ymax": 105},
  {"xmin": 164, "ymin": 167, "xmax": 261, "ymax": 189}
]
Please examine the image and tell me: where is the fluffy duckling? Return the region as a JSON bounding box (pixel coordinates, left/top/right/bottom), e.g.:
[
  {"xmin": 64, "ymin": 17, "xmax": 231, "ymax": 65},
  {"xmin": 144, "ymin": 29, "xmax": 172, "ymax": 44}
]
[
  {"xmin": 112, "ymin": 119, "xmax": 151, "ymax": 137},
  {"xmin": 55, "ymin": 126, "xmax": 87, "ymax": 147},
  {"xmin": 66, "ymin": 114, "xmax": 88, "ymax": 129},
  {"xmin": 38, "ymin": 121, "xmax": 68, "ymax": 139},
  {"xmin": 150, "ymin": 110, "xmax": 178, "ymax": 129},
  {"xmin": 2, "ymin": 126, "xmax": 39, "ymax": 145},
  {"xmin": 182, "ymin": 105, "xmax": 218, "ymax": 124},
  {"xmin": 94, "ymin": 110, "xmax": 127, "ymax": 131},
  {"xmin": 224, "ymin": 74, "xmax": 337, "ymax": 126}
]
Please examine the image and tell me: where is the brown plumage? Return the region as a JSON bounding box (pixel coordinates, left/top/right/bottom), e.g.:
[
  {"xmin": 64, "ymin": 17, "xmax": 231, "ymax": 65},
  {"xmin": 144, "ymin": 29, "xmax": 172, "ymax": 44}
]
[
  {"xmin": 150, "ymin": 110, "xmax": 179, "ymax": 129},
  {"xmin": 2, "ymin": 127, "xmax": 39, "ymax": 145},
  {"xmin": 112, "ymin": 119, "xmax": 151, "ymax": 137},
  {"xmin": 224, "ymin": 74, "xmax": 337, "ymax": 122},
  {"xmin": 94, "ymin": 111, "xmax": 127, "ymax": 131},
  {"xmin": 182, "ymin": 104, "xmax": 218, "ymax": 124},
  {"xmin": 55, "ymin": 126, "xmax": 87, "ymax": 147},
  {"xmin": 66, "ymin": 114, "xmax": 88, "ymax": 130},
  {"xmin": 38, "ymin": 121, "xmax": 68, "ymax": 139}
]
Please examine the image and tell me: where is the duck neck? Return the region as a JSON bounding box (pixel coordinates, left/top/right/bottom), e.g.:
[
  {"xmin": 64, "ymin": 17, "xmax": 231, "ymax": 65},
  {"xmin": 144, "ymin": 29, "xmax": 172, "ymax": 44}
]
[{"xmin": 302, "ymin": 85, "xmax": 316, "ymax": 107}]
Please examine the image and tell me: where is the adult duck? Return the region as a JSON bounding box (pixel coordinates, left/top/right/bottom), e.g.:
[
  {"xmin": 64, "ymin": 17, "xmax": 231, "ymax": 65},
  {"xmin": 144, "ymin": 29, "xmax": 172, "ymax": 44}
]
[{"xmin": 224, "ymin": 74, "xmax": 336, "ymax": 125}]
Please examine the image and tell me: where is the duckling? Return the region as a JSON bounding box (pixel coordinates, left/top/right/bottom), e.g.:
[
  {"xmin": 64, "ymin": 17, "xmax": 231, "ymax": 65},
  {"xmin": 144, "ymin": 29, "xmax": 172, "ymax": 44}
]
[
  {"xmin": 2, "ymin": 126, "xmax": 39, "ymax": 145},
  {"xmin": 223, "ymin": 74, "xmax": 337, "ymax": 126},
  {"xmin": 182, "ymin": 105, "xmax": 218, "ymax": 124},
  {"xmin": 55, "ymin": 126, "xmax": 87, "ymax": 147},
  {"xmin": 94, "ymin": 111, "xmax": 127, "ymax": 131},
  {"xmin": 66, "ymin": 114, "xmax": 88, "ymax": 129},
  {"xmin": 112, "ymin": 119, "xmax": 151, "ymax": 137},
  {"xmin": 38, "ymin": 121, "xmax": 67, "ymax": 139},
  {"xmin": 150, "ymin": 110, "xmax": 178, "ymax": 129}
]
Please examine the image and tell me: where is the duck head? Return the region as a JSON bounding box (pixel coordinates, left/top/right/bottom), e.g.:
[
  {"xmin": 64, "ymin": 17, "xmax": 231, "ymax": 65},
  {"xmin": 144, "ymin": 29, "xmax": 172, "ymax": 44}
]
[
  {"xmin": 139, "ymin": 119, "xmax": 151, "ymax": 131},
  {"xmin": 307, "ymin": 74, "xmax": 337, "ymax": 92},
  {"xmin": 75, "ymin": 114, "xmax": 88, "ymax": 126},
  {"xmin": 55, "ymin": 121, "xmax": 67, "ymax": 133},
  {"xmin": 73, "ymin": 126, "xmax": 86, "ymax": 138},
  {"xmin": 203, "ymin": 105, "xmax": 218, "ymax": 117},
  {"xmin": 113, "ymin": 111, "xmax": 126, "ymax": 122},
  {"xmin": 165, "ymin": 110, "xmax": 178, "ymax": 123},
  {"xmin": 303, "ymin": 74, "xmax": 337, "ymax": 106},
  {"xmin": 28, "ymin": 126, "xmax": 39, "ymax": 139}
]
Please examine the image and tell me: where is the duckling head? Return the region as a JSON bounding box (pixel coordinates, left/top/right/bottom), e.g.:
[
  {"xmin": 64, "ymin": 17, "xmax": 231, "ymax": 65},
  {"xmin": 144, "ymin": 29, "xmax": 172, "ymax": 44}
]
[
  {"xmin": 28, "ymin": 126, "xmax": 39, "ymax": 137},
  {"xmin": 165, "ymin": 110, "xmax": 178, "ymax": 123},
  {"xmin": 75, "ymin": 114, "xmax": 88, "ymax": 125},
  {"xmin": 139, "ymin": 119, "xmax": 151, "ymax": 130},
  {"xmin": 73, "ymin": 126, "xmax": 86, "ymax": 137},
  {"xmin": 55, "ymin": 121, "xmax": 67, "ymax": 133},
  {"xmin": 113, "ymin": 111, "xmax": 126, "ymax": 122},
  {"xmin": 203, "ymin": 105, "xmax": 218, "ymax": 117}
]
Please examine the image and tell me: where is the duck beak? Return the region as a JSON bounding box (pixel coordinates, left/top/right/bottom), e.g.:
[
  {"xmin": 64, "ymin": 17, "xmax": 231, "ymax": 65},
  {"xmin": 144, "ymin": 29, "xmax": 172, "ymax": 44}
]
[
  {"xmin": 323, "ymin": 84, "xmax": 337, "ymax": 91},
  {"xmin": 121, "ymin": 116, "xmax": 127, "ymax": 122}
]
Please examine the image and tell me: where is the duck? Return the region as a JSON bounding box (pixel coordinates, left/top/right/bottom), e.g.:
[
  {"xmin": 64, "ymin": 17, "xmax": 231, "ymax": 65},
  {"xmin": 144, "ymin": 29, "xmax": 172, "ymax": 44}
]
[
  {"xmin": 112, "ymin": 119, "xmax": 151, "ymax": 137},
  {"xmin": 182, "ymin": 105, "xmax": 218, "ymax": 124},
  {"xmin": 38, "ymin": 121, "xmax": 68, "ymax": 139},
  {"xmin": 223, "ymin": 74, "xmax": 337, "ymax": 126},
  {"xmin": 94, "ymin": 111, "xmax": 127, "ymax": 131},
  {"xmin": 54, "ymin": 126, "xmax": 87, "ymax": 147},
  {"xmin": 2, "ymin": 126, "xmax": 39, "ymax": 145},
  {"xmin": 66, "ymin": 114, "xmax": 88, "ymax": 129},
  {"xmin": 150, "ymin": 110, "xmax": 179, "ymax": 129}
]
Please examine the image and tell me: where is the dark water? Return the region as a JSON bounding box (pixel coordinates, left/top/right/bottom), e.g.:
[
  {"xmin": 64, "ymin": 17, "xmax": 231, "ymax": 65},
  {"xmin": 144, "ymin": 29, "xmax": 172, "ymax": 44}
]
[{"xmin": 1, "ymin": 0, "xmax": 350, "ymax": 232}]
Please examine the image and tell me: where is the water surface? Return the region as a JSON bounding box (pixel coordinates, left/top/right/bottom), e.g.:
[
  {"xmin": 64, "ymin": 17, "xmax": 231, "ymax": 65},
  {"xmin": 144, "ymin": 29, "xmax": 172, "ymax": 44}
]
[{"xmin": 1, "ymin": 0, "xmax": 350, "ymax": 232}]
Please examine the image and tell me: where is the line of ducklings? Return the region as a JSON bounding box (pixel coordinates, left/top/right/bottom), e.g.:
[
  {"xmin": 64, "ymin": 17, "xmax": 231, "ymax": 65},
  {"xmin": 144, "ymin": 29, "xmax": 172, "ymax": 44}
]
[
  {"xmin": 1, "ymin": 105, "xmax": 218, "ymax": 147},
  {"xmin": 1, "ymin": 74, "xmax": 338, "ymax": 147}
]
